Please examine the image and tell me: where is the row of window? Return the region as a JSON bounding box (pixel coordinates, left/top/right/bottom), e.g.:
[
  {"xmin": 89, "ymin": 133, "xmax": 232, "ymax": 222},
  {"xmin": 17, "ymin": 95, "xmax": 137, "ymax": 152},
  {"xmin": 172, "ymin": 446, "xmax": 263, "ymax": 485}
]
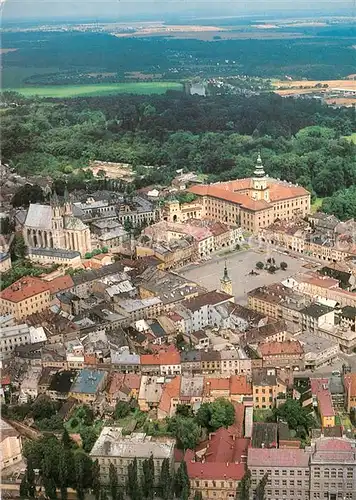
[{"xmin": 253, "ymin": 469, "xmax": 307, "ymax": 477}]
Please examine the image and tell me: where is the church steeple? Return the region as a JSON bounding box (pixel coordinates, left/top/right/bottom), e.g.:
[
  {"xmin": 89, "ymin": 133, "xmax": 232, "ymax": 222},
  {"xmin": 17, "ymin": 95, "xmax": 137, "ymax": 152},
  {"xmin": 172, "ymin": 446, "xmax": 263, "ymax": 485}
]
[
  {"xmin": 220, "ymin": 260, "xmax": 233, "ymax": 298},
  {"xmin": 50, "ymin": 190, "xmax": 59, "ymax": 207},
  {"xmin": 253, "ymin": 153, "xmax": 266, "ymax": 178}
]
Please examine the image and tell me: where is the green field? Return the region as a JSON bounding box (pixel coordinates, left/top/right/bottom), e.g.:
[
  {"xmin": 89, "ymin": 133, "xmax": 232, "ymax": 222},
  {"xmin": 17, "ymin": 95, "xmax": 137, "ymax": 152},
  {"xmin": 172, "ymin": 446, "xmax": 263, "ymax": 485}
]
[{"xmin": 7, "ymin": 81, "xmax": 183, "ymax": 98}]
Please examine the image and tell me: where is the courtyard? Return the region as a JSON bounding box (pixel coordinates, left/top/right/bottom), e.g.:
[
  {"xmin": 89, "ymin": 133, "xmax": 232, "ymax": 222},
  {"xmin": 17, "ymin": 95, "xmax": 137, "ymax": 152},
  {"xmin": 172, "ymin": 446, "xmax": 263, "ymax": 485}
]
[{"xmin": 180, "ymin": 248, "xmax": 310, "ymax": 304}]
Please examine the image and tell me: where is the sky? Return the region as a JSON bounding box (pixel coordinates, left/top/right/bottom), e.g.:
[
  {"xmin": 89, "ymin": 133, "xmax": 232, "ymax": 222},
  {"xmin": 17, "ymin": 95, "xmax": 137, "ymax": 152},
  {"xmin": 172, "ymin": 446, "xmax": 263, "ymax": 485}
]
[{"xmin": 2, "ymin": 0, "xmax": 354, "ymax": 22}]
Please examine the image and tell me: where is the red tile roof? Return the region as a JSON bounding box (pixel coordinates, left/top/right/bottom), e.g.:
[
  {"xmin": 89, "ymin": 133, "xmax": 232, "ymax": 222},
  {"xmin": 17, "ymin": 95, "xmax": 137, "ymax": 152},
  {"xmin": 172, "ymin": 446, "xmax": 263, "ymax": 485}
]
[
  {"xmin": 230, "ymin": 375, "xmax": 253, "ymax": 395},
  {"xmin": 205, "ymin": 378, "xmax": 230, "ymax": 393},
  {"xmin": 247, "ymin": 448, "xmax": 310, "ymax": 467},
  {"xmin": 227, "ymin": 403, "xmax": 245, "ymax": 437},
  {"xmin": 159, "ymin": 376, "xmax": 181, "ymax": 414},
  {"xmin": 316, "ymin": 438, "xmax": 353, "ymax": 451},
  {"xmin": 140, "ymin": 350, "xmax": 181, "ymax": 366},
  {"xmin": 107, "ymin": 373, "xmax": 125, "ymax": 395},
  {"xmin": 345, "ymin": 373, "xmax": 356, "ymax": 398},
  {"xmin": 1, "ymin": 375, "xmax": 11, "ymax": 386},
  {"xmin": 259, "ymin": 340, "xmax": 304, "ymax": 357},
  {"xmin": 310, "ymin": 379, "xmax": 335, "ymax": 418},
  {"xmin": 47, "ymin": 275, "xmax": 74, "ymax": 295},
  {"xmin": 189, "ymin": 178, "xmax": 309, "ymax": 212},
  {"xmin": 185, "ymin": 434, "xmax": 249, "ymax": 480},
  {"xmin": 189, "ymin": 184, "xmax": 270, "ymax": 211},
  {"xmin": 204, "ymin": 375, "xmax": 252, "ymax": 396},
  {"xmin": 182, "ymin": 291, "xmax": 233, "ymax": 312},
  {"xmin": 0, "ymin": 276, "xmax": 50, "ymax": 303},
  {"xmin": 269, "ymin": 182, "xmax": 309, "ymax": 202},
  {"xmin": 124, "ymin": 374, "xmax": 141, "ymax": 390}
]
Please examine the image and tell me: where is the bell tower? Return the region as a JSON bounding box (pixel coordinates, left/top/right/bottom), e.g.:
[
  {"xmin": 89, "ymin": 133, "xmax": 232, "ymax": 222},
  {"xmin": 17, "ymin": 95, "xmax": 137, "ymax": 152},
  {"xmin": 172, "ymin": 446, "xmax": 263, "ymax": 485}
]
[
  {"xmin": 220, "ymin": 261, "xmax": 233, "ymax": 298},
  {"xmin": 252, "ymin": 153, "xmax": 269, "ymax": 202}
]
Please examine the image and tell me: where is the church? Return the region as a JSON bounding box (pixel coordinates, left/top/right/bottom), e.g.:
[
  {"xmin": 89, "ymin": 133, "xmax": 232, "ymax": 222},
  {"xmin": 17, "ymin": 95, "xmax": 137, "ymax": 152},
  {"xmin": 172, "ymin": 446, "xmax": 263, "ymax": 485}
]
[
  {"xmin": 189, "ymin": 154, "xmax": 311, "ymax": 233},
  {"xmin": 23, "ymin": 191, "xmax": 92, "ymax": 257}
]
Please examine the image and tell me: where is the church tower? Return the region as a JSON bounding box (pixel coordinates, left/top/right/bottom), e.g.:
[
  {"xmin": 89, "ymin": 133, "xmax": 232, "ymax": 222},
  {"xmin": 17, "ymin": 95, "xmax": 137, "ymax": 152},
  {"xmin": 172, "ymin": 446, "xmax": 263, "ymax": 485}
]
[
  {"xmin": 63, "ymin": 186, "xmax": 73, "ymax": 216},
  {"xmin": 252, "ymin": 153, "xmax": 270, "ymax": 202},
  {"xmin": 220, "ymin": 261, "xmax": 233, "ymax": 298},
  {"xmin": 50, "ymin": 191, "xmax": 66, "ymax": 248}
]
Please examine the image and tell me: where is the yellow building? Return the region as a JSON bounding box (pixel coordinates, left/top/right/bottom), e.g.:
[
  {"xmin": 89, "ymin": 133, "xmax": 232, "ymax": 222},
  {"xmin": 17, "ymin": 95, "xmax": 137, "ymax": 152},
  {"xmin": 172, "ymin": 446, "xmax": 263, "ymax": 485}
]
[
  {"xmin": 162, "ymin": 199, "xmax": 203, "ymax": 223},
  {"xmin": 311, "ymin": 379, "xmax": 335, "ymax": 428},
  {"xmin": 252, "ymin": 368, "xmax": 287, "ymax": 409},
  {"xmin": 0, "ymin": 419, "xmax": 23, "ymax": 470},
  {"xmin": 189, "ymin": 155, "xmax": 310, "ymax": 233},
  {"xmin": 0, "ymin": 276, "xmax": 50, "ymax": 321}
]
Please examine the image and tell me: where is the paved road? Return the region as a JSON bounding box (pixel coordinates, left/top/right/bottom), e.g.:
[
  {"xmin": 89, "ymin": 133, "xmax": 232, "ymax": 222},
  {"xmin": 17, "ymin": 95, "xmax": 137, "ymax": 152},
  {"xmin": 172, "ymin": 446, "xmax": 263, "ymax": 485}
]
[{"xmin": 294, "ymin": 353, "xmax": 356, "ymax": 379}]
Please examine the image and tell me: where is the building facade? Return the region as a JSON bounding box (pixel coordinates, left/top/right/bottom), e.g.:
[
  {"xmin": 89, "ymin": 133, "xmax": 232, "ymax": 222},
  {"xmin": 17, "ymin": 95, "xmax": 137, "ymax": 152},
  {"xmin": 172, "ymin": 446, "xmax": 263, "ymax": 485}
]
[
  {"xmin": 0, "ymin": 277, "xmax": 50, "ymax": 321},
  {"xmin": 24, "ymin": 193, "xmax": 91, "ymax": 257},
  {"xmin": 90, "ymin": 427, "xmax": 175, "ymax": 485},
  {"xmin": 189, "ymin": 155, "xmax": 310, "ymax": 233}
]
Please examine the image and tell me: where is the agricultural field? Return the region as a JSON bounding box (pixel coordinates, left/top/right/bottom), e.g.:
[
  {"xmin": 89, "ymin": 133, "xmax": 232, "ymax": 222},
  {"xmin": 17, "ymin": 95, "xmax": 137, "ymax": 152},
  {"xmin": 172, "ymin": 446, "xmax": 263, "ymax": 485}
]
[
  {"xmin": 273, "ymin": 79, "xmax": 356, "ymax": 95},
  {"xmin": 8, "ymin": 81, "xmax": 183, "ymax": 98}
]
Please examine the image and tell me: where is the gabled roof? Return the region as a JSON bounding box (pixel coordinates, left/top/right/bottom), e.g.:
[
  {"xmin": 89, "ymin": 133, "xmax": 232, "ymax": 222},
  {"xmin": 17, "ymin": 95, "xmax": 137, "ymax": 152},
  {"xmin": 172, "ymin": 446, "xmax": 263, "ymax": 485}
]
[
  {"xmin": 259, "ymin": 340, "xmax": 304, "ymax": 356},
  {"xmin": 185, "ymin": 433, "xmax": 249, "ymax": 480},
  {"xmin": 24, "ymin": 204, "xmax": 52, "ymax": 229},
  {"xmin": 47, "ymin": 275, "xmax": 74, "ymax": 295},
  {"xmin": 0, "ymin": 276, "xmax": 50, "ymax": 303},
  {"xmin": 140, "ymin": 349, "xmax": 181, "ymax": 366},
  {"xmin": 248, "ymin": 448, "xmax": 310, "ymax": 467},
  {"xmin": 182, "ymin": 291, "xmax": 233, "ymax": 312}
]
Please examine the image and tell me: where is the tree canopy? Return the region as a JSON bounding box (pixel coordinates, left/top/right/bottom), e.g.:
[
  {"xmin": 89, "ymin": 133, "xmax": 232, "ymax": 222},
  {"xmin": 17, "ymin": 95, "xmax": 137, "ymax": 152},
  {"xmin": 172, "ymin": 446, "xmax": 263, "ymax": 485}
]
[
  {"xmin": 196, "ymin": 398, "xmax": 235, "ymax": 432},
  {"xmin": 272, "ymin": 398, "xmax": 315, "ymax": 433}
]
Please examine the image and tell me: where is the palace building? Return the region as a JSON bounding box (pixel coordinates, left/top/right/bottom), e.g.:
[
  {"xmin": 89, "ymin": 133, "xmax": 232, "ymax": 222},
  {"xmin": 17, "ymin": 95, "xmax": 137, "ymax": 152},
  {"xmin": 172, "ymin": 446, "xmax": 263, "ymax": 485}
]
[
  {"xmin": 23, "ymin": 191, "xmax": 91, "ymax": 257},
  {"xmin": 188, "ymin": 154, "xmax": 310, "ymax": 233}
]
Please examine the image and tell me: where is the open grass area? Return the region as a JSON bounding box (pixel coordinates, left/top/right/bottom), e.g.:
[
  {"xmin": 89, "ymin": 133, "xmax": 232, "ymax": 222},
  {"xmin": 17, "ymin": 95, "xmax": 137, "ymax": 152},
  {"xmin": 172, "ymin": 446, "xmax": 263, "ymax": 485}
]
[
  {"xmin": 338, "ymin": 412, "xmax": 352, "ymax": 430},
  {"xmin": 311, "ymin": 197, "xmax": 324, "ymax": 213},
  {"xmin": 253, "ymin": 408, "xmax": 273, "ymax": 422},
  {"xmin": 7, "ymin": 81, "xmax": 183, "ymax": 98}
]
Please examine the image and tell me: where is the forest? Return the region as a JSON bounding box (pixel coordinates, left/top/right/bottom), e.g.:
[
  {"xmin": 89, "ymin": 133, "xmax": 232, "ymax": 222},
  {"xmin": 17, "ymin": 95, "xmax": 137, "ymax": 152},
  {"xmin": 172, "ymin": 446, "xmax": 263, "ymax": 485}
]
[
  {"xmin": 1, "ymin": 90, "xmax": 355, "ymax": 219},
  {"xmin": 2, "ymin": 29, "xmax": 356, "ymax": 88}
]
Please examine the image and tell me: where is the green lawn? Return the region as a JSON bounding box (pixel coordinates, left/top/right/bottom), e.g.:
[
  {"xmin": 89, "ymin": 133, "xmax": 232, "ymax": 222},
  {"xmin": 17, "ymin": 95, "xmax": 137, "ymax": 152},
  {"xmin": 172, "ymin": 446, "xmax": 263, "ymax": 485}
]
[
  {"xmin": 6, "ymin": 81, "xmax": 183, "ymax": 98},
  {"xmin": 253, "ymin": 408, "xmax": 273, "ymax": 422},
  {"xmin": 311, "ymin": 197, "xmax": 324, "ymax": 213},
  {"xmin": 338, "ymin": 413, "xmax": 352, "ymax": 430}
]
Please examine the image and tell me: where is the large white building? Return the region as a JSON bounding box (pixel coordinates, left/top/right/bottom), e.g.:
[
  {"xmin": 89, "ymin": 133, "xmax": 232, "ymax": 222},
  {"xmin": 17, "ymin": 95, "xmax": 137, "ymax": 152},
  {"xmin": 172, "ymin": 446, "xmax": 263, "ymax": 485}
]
[{"xmin": 90, "ymin": 427, "xmax": 175, "ymax": 484}]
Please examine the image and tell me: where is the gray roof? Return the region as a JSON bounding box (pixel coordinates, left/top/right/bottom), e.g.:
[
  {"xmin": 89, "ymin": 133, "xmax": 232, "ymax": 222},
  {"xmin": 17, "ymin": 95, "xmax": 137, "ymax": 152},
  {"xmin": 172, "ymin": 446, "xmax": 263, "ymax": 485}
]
[
  {"xmin": 111, "ymin": 350, "xmax": 140, "ymax": 365},
  {"xmin": 98, "ymin": 227, "xmax": 128, "ymax": 241},
  {"xmin": 181, "ymin": 350, "xmax": 202, "ymax": 363},
  {"xmin": 64, "ymin": 216, "xmax": 87, "ymax": 231},
  {"xmin": 295, "ymin": 332, "xmax": 338, "ymax": 355},
  {"xmin": 25, "ymin": 204, "xmax": 52, "ymax": 229},
  {"xmin": 301, "ymin": 303, "xmax": 333, "ymax": 319},
  {"xmin": 90, "ymin": 427, "xmax": 175, "ymax": 459},
  {"xmin": 28, "ymin": 247, "xmax": 80, "ymax": 258}
]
